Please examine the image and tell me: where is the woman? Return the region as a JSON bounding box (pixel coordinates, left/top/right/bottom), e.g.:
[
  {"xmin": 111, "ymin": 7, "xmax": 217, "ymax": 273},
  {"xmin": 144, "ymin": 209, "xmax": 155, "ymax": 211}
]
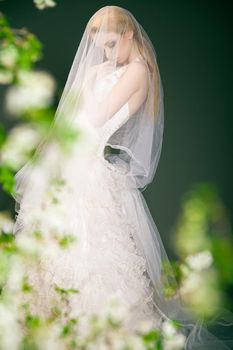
[{"xmin": 12, "ymin": 5, "xmax": 233, "ymax": 348}]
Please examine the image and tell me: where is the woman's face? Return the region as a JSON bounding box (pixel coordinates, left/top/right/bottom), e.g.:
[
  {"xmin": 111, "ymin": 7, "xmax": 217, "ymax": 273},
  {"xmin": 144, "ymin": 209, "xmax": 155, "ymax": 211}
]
[{"xmin": 90, "ymin": 27, "xmax": 134, "ymax": 65}]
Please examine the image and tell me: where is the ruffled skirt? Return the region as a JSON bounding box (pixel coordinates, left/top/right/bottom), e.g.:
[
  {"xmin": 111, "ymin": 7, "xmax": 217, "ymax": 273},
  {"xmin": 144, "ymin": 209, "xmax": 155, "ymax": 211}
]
[{"xmin": 14, "ymin": 153, "xmax": 162, "ymax": 332}]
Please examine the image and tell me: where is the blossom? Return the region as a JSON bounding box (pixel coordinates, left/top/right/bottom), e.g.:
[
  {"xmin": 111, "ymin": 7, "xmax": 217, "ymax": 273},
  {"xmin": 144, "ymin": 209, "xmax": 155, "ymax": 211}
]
[
  {"xmin": 162, "ymin": 320, "xmax": 186, "ymax": 350},
  {"xmin": 33, "ymin": 0, "xmax": 56, "ymax": 10},
  {"xmin": 0, "ymin": 211, "xmax": 14, "ymax": 234},
  {"xmin": 16, "ymin": 232, "xmax": 43, "ymax": 256},
  {"xmin": 4, "ymin": 258, "xmax": 25, "ymax": 293},
  {"xmin": 0, "ymin": 45, "xmax": 18, "ymax": 68},
  {"xmin": 35, "ymin": 323, "xmax": 63, "ymax": 350},
  {"xmin": 28, "ymin": 202, "xmax": 68, "ymax": 237},
  {"xmin": 137, "ymin": 319, "xmax": 156, "ymax": 333},
  {"xmin": 0, "ymin": 304, "xmax": 22, "ymax": 350},
  {"xmin": 0, "ymin": 70, "xmax": 13, "ymax": 84},
  {"xmin": 163, "ymin": 333, "xmax": 186, "ymax": 350},
  {"xmin": 101, "ymin": 294, "xmax": 129, "ymax": 324},
  {"xmin": 5, "ymin": 70, "xmax": 56, "ymax": 116},
  {"xmin": 0, "ymin": 124, "xmax": 41, "ymax": 169},
  {"xmin": 185, "ymin": 250, "xmax": 213, "ymax": 271},
  {"xmin": 179, "ymin": 271, "xmax": 202, "ymax": 295},
  {"xmin": 161, "ymin": 320, "xmax": 177, "ymax": 337}
]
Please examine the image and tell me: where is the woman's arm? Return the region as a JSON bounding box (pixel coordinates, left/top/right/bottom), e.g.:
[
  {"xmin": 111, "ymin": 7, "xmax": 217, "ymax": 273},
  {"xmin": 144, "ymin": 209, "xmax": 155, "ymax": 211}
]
[{"xmin": 92, "ymin": 61, "xmax": 149, "ymax": 127}]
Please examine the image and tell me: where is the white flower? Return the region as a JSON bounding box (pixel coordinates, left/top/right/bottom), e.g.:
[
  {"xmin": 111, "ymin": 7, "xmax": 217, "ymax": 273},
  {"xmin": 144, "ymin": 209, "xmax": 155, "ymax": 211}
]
[
  {"xmin": 163, "ymin": 333, "xmax": 186, "ymax": 350},
  {"xmin": 5, "ymin": 69, "xmax": 56, "ymax": 116},
  {"xmin": 0, "ymin": 45, "xmax": 18, "ymax": 68},
  {"xmin": 16, "ymin": 232, "xmax": 42, "ymax": 256},
  {"xmin": 110, "ymin": 332, "xmax": 145, "ymax": 350},
  {"xmin": 110, "ymin": 335, "xmax": 126, "ymax": 350},
  {"xmin": 33, "ymin": 0, "xmax": 56, "ymax": 10},
  {"xmin": 36, "ymin": 323, "xmax": 63, "ymax": 350},
  {"xmin": 0, "ymin": 304, "xmax": 22, "ymax": 350},
  {"xmin": 4, "ymin": 258, "xmax": 25, "ymax": 293},
  {"xmin": 162, "ymin": 320, "xmax": 177, "ymax": 337},
  {"xmin": 179, "ymin": 271, "xmax": 202, "ymax": 295},
  {"xmin": 0, "ymin": 124, "xmax": 41, "ymax": 169},
  {"xmin": 185, "ymin": 250, "xmax": 213, "ymax": 271},
  {"xmin": 126, "ymin": 336, "xmax": 145, "ymax": 350},
  {"xmin": 138, "ymin": 319, "xmax": 155, "ymax": 333},
  {"xmin": 0, "ymin": 69, "xmax": 13, "ymax": 84},
  {"xmin": 76, "ymin": 313, "xmax": 92, "ymax": 340},
  {"xmin": 0, "ymin": 211, "xmax": 14, "ymax": 234},
  {"xmin": 102, "ymin": 294, "xmax": 128, "ymax": 324},
  {"xmin": 35, "ymin": 203, "xmax": 68, "ymax": 235}
]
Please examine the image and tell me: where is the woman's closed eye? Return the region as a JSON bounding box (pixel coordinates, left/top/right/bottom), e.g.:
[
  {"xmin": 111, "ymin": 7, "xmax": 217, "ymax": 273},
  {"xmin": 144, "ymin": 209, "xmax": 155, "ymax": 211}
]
[{"xmin": 105, "ymin": 40, "xmax": 116, "ymax": 49}]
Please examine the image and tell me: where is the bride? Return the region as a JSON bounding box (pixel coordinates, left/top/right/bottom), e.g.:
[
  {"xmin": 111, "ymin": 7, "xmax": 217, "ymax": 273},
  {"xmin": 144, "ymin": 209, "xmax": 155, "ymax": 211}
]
[{"xmin": 12, "ymin": 5, "xmax": 233, "ymax": 349}]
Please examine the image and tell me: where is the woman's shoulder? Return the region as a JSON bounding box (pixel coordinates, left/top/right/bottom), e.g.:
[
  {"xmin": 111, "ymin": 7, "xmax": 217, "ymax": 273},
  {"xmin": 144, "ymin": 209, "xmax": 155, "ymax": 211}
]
[
  {"xmin": 126, "ymin": 56, "xmax": 148, "ymax": 75},
  {"xmin": 122, "ymin": 57, "xmax": 148, "ymax": 85}
]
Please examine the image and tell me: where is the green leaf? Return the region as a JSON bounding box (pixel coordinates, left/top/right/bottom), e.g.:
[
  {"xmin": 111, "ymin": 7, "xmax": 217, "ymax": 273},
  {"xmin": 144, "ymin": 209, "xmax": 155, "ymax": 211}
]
[
  {"xmin": 0, "ymin": 165, "xmax": 15, "ymax": 195},
  {"xmin": 0, "ymin": 123, "xmax": 7, "ymax": 148}
]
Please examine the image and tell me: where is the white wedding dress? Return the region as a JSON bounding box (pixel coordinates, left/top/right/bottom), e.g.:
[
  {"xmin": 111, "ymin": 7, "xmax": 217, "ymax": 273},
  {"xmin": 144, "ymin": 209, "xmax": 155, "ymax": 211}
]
[{"xmin": 14, "ymin": 60, "xmax": 163, "ymax": 331}]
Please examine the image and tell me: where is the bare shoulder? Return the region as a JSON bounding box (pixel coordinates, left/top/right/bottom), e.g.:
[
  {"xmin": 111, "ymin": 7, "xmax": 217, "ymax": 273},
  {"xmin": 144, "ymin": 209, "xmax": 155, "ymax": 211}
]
[
  {"xmin": 127, "ymin": 59, "xmax": 148, "ymax": 75},
  {"xmin": 123, "ymin": 59, "xmax": 148, "ymax": 84},
  {"xmin": 122, "ymin": 59, "xmax": 149, "ymax": 91}
]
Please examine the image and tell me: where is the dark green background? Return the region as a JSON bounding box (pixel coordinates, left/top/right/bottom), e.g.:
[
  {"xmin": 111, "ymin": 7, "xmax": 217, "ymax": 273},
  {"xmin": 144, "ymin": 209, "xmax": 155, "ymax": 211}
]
[{"xmin": 0, "ymin": 0, "xmax": 232, "ymax": 257}]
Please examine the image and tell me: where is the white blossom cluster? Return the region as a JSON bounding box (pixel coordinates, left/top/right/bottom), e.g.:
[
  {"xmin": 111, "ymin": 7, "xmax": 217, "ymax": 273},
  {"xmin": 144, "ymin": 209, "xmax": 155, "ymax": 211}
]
[
  {"xmin": 185, "ymin": 250, "xmax": 213, "ymax": 271},
  {"xmin": 162, "ymin": 319, "xmax": 186, "ymax": 350},
  {"xmin": 180, "ymin": 250, "xmax": 214, "ymax": 296},
  {"xmin": 0, "ymin": 211, "xmax": 14, "ymax": 234},
  {"xmin": 0, "ymin": 206, "xmax": 189, "ymax": 349},
  {"xmin": 179, "ymin": 250, "xmax": 220, "ymax": 317},
  {"xmin": 0, "ymin": 124, "xmax": 41, "ymax": 170},
  {"xmin": 33, "ymin": 0, "xmax": 56, "ymax": 10},
  {"xmin": 0, "ymin": 45, "xmax": 18, "ymax": 84},
  {"xmin": 5, "ymin": 70, "xmax": 56, "ymax": 117}
]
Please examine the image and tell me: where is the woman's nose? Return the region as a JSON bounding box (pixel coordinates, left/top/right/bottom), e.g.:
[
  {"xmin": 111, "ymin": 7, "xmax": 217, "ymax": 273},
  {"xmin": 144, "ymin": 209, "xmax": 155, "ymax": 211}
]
[
  {"xmin": 105, "ymin": 48, "xmax": 117, "ymax": 61},
  {"xmin": 104, "ymin": 48, "xmax": 111, "ymax": 58}
]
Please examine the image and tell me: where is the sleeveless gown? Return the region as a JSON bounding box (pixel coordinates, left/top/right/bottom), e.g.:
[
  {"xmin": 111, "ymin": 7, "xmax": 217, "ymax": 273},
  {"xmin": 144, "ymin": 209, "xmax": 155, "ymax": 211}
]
[{"xmin": 13, "ymin": 59, "xmax": 162, "ymax": 331}]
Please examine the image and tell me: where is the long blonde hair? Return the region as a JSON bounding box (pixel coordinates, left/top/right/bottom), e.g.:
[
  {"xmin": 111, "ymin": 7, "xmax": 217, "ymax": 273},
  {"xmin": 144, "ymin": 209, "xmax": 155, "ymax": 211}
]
[{"xmin": 89, "ymin": 6, "xmax": 160, "ymax": 118}]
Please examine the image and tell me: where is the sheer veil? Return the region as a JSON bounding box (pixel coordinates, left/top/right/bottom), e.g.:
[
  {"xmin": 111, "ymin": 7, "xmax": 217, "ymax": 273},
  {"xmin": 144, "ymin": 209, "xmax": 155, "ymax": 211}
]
[{"xmin": 12, "ymin": 5, "xmax": 233, "ymax": 349}]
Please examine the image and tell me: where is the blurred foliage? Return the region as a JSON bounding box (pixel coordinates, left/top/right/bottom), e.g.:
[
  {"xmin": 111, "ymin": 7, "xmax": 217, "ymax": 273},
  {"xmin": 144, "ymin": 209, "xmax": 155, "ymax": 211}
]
[
  {"xmin": 0, "ymin": 165, "xmax": 15, "ymax": 195},
  {"xmin": 0, "ymin": 12, "xmax": 42, "ymax": 84},
  {"xmin": 0, "ymin": 222, "xmax": 186, "ymax": 349},
  {"xmin": 0, "ymin": 123, "xmax": 7, "ymax": 147},
  {"xmin": 0, "ymin": 11, "xmax": 81, "ymax": 198},
  {"xmin": 169, "ymin": 182, "xmax": 233, "ymax": 319}
]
